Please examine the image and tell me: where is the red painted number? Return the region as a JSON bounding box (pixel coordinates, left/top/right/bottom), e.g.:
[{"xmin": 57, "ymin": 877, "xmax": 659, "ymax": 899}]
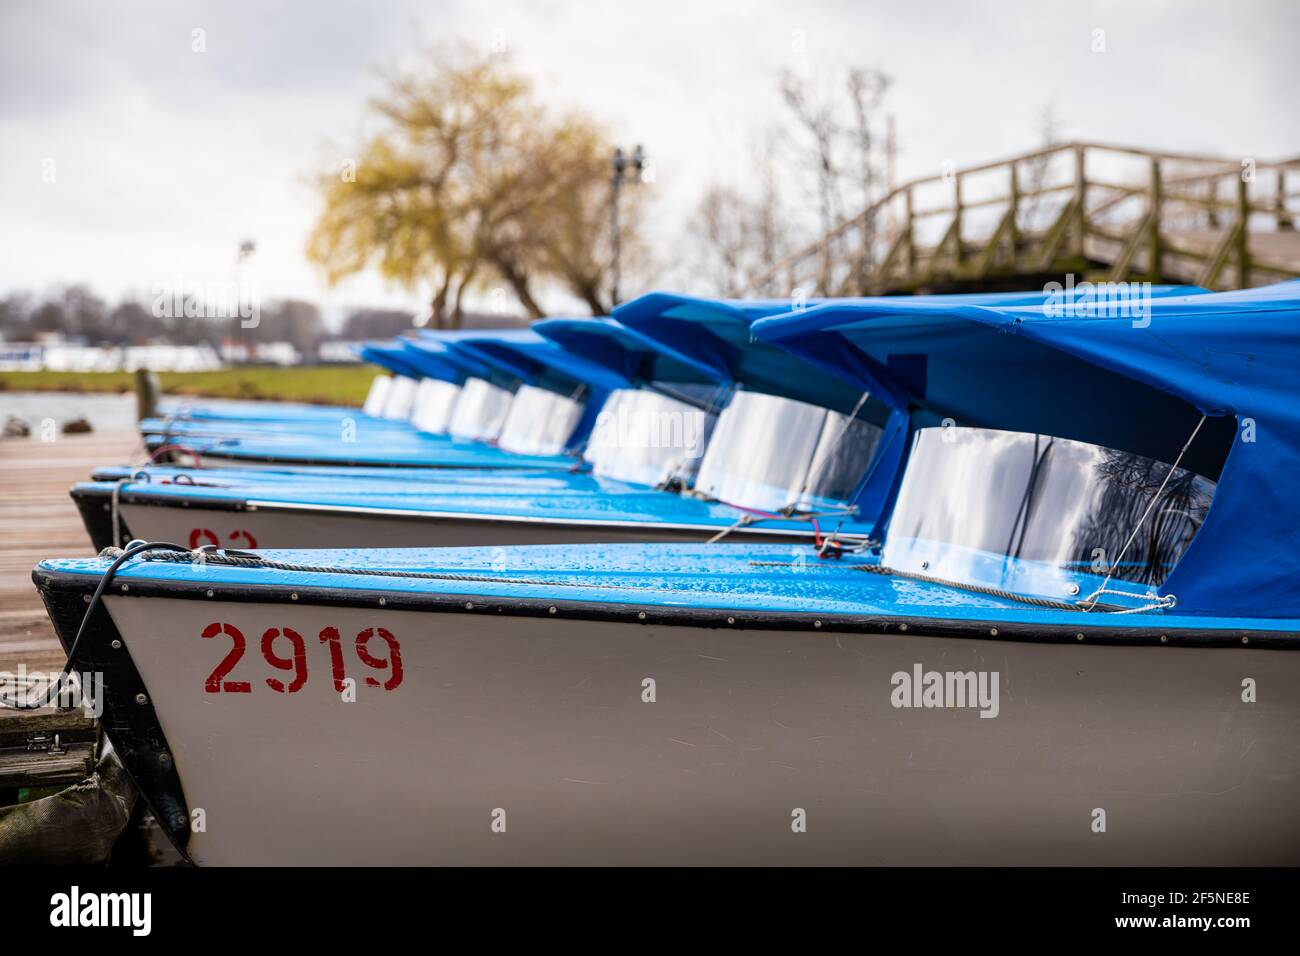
[
  {"xmin": 201, "ymin": 622, "xmax": 402, "ymax": 694},
  {"xmin": 356, "ymin": 627, "xmax": 404, "ymax": 690},
  {"xmin": 318, "ymin": 626, "xmax": 348, "ymax": 693},
  {"xmin": 189, "ymin": 528, "xmax": 219, "ymax": 549},
  {"xmin": 188, "ymin": 528, "xmax": 258, "ymax": 549},
  {"xmin": 261, "ymin": 626, "xmax": 308, "ymax": 693},
  {"xmin": 201, "ymin": 622, "xmax": 253, "ymax": 693}
]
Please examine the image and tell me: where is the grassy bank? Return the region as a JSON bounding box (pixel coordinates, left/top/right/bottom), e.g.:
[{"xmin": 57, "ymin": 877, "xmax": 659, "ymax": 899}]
[{"xmin": 0, "ymin": 366, "xmax": 380, "ymax": 406}]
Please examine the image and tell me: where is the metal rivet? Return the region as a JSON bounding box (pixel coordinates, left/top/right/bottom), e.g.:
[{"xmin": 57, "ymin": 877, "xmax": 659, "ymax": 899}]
[
  {"xmin": 205, "ymin": 589, "xmax": 214, "ymax": 597},
  {"xmin": 1067, "ymin": 583, "xmax": 1080, "ymax": 596},
  {"xmin": 727, "ymin": 616, "xmax": 735, "ymax": 624},
  {"xmin": 899, "ymin": 623, "xmax": 908, "ymax": 632},
  {"xmin": 465, "ymin": 602, "xmax": 473, "ymax": 610},
  {"xmin": 814, "ymin": 620, "xmax": 822, "ymax": 628},
  {"xmin": 1242, "ymin": 636, "xmax": 1249, "ymax": 645},
  {"xmin": 120, "ymin": 584, "xmax": 129, "ymax": 592},
  {"xmin": 135, "ymin": 693, "xmax": 148, "ymax": 705},
  {"xmin": 637, "ymin": 611, "xmax": 646, "ymax": 620},
  {"xmin": 172, "ymin": 814, "xmax": 187, "ymax": 829},
  {"xmin": 378, "ymin": 597, "xmax": 386, "ymax": 606},
  {"xmin": 158, "ymin": 753, "xmax": 171, "ymax": 766},
  {"xmin": 989, "ymin": 627, "xmax": 999, "ymax": 636},
  {"xmin": 549, "ymin": 606, "xmax": 558, "ymax": 615},
  {"xmin": 111, "ymin": 639, "xmax": 122, "ymax": 649},
  {"xmin": 1160, "ymin": 635, "xmax": 1168, "ymax": 643},
  {"xmin": 82, "ymin": 594, "xmax": 91, "ymax": 604},
  {"xmin": 1076, "ymin": 633, "xmax": 1085, "ymax": 641},
  {"xmin": 920, "ymin": 560, "xmax": 929, "ymax": 570},
  {"xmin": 290, "ymin": 592, "xmax": 299, "ymax": 601}
]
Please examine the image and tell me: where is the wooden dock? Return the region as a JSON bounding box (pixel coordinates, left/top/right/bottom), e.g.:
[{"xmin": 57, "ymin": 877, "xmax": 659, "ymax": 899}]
[{"xmin": 0, "ymin": 429, "xmax": 139, "ymax": 789}]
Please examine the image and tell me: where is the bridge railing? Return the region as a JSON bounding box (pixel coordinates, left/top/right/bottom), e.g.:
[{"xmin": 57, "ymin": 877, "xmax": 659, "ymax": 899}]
[{"xmin": 747, "ymin": 141, "xmax": 1300, "ymax": 296}]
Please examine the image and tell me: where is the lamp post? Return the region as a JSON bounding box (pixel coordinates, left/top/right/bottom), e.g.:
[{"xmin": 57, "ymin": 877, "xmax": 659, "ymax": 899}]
[{"xmin": 610, "ymin": 144, "xmax": 646, "ymax": 308}]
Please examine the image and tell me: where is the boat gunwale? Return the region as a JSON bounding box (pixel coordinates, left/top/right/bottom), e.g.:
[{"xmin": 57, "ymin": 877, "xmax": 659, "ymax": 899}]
[
  {"xmin": 68, "ymin": 483, "xmax": 842, "ymax": 539},
  {"xmin": 33, "ymin": 564, "xmax": 1300, "ymax": 650}
]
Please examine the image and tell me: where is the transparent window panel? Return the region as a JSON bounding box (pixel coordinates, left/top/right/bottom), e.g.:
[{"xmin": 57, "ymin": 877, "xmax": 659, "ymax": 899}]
[
  {"xmin": 496, "ymin": 385, "xmax": 583, "ymax": 456},
  {"xmin": 409, "ymin": 379, "xmax": 461, "ymax": 435},
  {"xmin": 881, "ymin": 426, "xmax": 1217, "ymax": 599},
  {"xmin": 693, "ymin": 390, "xmax": 881, "ymax": 513},
  {"xmin": 447, "ymin": 377, "xmax": 513, "ymax": 441},
  {"xmin": 586, "ymin": 389, "xmax": 715, "ymax": 487}
]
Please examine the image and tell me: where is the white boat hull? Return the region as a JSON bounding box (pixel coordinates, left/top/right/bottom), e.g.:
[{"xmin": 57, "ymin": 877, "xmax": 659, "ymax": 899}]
[{"xmin": 85, "ymin": 592, "xmax": 1300, "ymax": 865}]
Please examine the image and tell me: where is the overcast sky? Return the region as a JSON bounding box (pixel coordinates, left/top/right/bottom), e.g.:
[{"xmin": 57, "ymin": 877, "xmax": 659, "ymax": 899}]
[{"xmin": 2, "ymin": 0, "xmax": 1296, "ymax": 321}]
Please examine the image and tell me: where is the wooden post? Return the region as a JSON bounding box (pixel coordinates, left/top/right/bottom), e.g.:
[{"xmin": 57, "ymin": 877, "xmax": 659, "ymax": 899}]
[
  {"xmin": 1278, "ymin": 168, "xmax": 1294, "ymax": 231},
  {"xmin": 1235, "ymin": 174, "xmax": 1250, "ymax": 289},
  {"xmin": 1073, "ymin": 144, "xmax": 1087, "ymax": 261},
  {"xmin": 134, "ymin": 368, "xmax": 160, "ymax": 421},
  {"xmin": 904, "ymin": 186, "xmax": 916, "ymax": 279},
  {"xmin": 952, "ymin": 173, "xmax": 964, "ymax": 267},
  {"xmin": 1008, "ymin": 163, "xmax": 1020, "ymax": 269},
  {"xmin": 1149, "ymin": 158, "xmax": 1163, "ymax": 281}
]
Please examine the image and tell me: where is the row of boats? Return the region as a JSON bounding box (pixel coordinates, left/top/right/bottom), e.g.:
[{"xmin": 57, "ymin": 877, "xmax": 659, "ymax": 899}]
[{"xmin": 29, "ymin": 281, "xmax": 1300, "ymax": 864}]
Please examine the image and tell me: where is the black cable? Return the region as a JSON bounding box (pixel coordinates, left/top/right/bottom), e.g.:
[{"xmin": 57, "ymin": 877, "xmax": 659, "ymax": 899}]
[{"xmin": 0, "ymin": 540, "xmax": 191, "ymax": 711}]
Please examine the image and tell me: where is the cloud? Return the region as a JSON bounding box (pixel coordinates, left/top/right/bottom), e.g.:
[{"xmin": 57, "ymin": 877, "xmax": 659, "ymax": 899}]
[{"xmin": 1, "ymin": 0, "xmax": 1296, "ymax": 313}]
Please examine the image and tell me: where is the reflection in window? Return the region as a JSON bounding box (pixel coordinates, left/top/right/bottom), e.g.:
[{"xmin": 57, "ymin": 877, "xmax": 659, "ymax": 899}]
[
  {"xmin": 585, "ymin": 389, "xmax": 715, "ymax": 487},
  {"xmin": 882, "ymin": 426, "xmax": 1217, "ymax": 598},
  {"xmin": 692, "ymin": 390, "xmax": 882, "ymax": 513}
]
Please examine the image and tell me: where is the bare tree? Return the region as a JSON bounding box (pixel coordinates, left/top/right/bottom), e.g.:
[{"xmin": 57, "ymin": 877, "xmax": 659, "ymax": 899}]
[
  {"xmin": 778, "ymin": 66, "xmax": 891, "ymax": 293},
  {"xmin": 1020, "ymin": 103, "xmax": 1064, "ymax": 231}
]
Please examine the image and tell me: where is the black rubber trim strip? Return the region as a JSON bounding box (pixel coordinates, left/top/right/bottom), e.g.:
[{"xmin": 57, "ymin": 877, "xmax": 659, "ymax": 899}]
[
  {"xmin": 36, "ymin": 582, "xmax": 193, "ymax": 861},
  {"xmin": 71, "ymin": 486, "xmax": 132, "ymax": 551},
  {"xmin": 33, "ymin": 565, "xmax": 1300, "ymax": 650}
]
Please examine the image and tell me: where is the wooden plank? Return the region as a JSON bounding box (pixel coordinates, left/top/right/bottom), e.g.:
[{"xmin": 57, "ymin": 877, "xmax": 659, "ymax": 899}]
[
  {"xmin": 0, "ymin": 742, "xmax": 94, "ymax": 788},
  {"xmin": 0, "ymin": 707, "xmax": 97, "ymax": 748}
]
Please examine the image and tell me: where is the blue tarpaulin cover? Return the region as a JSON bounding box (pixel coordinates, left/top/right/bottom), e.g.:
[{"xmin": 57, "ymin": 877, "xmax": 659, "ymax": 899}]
[
  {"xmin": 533, "ymin": 317, "xmax": 724, "ymax": 385},
  {"xmin": 754, "ymin": 281, "xmax": 1300, "ymax": 619}
]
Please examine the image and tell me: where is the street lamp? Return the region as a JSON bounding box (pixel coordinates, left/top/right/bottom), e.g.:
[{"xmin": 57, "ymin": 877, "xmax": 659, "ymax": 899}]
[{"xmin": 610, "ymin": 144, "xmax": 647, "ymax": 308}]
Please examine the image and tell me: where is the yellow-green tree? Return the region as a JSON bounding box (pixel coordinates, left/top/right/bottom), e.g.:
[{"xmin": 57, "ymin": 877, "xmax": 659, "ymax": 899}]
[{"xmin": 307, "ymin": 48, "xmax": 640, "ymax": 326}]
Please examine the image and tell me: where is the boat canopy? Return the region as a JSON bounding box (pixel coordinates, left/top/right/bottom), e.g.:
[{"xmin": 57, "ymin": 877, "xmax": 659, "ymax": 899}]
[
  {"xmin": 438, "ymin": 329, "xmax": 630, "ymax": 397},
  {"xmin": 612, "ymin": 293, "xmax": 874, "ymax": 415},
  {"xmin": 398, "ymin": 337, "xmax": 492, "ymax": 383},
  {"xmin": 357, "ymin": 341, "xmax": 427, "ymax": 381},
  {"xmin": 432, "ymin": 329, "xmax": 630, "ymax": 451},
  {"xmin": 753, "ymin": 281, "xmax": 1300, "ymax": 619},
  {"xmin": 532, "ymin": 317, "xmax": 722, "ymax": 386}
]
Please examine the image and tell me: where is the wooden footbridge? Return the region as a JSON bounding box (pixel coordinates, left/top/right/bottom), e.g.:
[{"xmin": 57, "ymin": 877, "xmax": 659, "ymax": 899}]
[{"xmin": 747, "ymin": 141, "xmax": 1300, "ymax": 296}]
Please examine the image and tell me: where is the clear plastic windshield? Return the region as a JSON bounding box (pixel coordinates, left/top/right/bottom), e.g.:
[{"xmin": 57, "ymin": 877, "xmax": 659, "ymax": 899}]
[
  {"xmin": 881, "ymin": 426, "xmax": 1217, "ymax": 601},
  {"xmin": 692, "ymin": 390, "xmax": 882, "ymax": 513},
  {"xmin": 584, "ymin": 389, "xmax": 715, "ymax": 487},
  {"xmin": 496, "ymin": 384, "xmax": 583, "ymax": 456},
  {"xmin": 362, "ymin": 375, "xmax": 391, "ymax": 417},
  {"xmin": 409, "ymin": 379, "xmax": 461, "ymax": 435},
  {"xmin": 446, "ymin": 377, "xmax": 513, "ymax": 441},
  {"xmin": 381, "ymin": 375, "xmax": 419, "ymax": 420}
]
